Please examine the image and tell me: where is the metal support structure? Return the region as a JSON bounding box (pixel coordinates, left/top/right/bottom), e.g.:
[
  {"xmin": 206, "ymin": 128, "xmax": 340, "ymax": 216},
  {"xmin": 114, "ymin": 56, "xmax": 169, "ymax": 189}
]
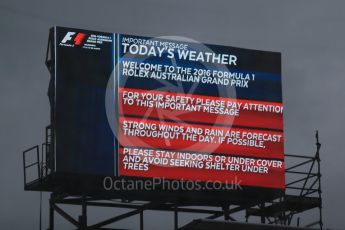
[{"xmin": 43, "ymin": 196, "xmax": 242, "ymax": 230}]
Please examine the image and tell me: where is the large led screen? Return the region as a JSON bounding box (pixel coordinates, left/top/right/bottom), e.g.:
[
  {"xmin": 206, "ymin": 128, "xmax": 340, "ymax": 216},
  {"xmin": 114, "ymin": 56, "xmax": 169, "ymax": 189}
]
[{"xmin": 53, "ymin": 26, "xmax": 284, "ymax": 190}]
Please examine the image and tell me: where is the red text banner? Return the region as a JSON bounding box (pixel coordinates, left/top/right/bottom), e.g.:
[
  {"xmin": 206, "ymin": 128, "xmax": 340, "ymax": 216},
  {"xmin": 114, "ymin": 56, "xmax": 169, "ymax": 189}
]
[
  {"xmin": 119, "ymin": 117, "xmax": 284, "ymax": 159},
  {"xmin": 119, "ymin": 147, "xmax": 285, "ymax": 189},
  {"xmin": 119, "ymin": 88, "xmax": 283, "ymax": 130}
]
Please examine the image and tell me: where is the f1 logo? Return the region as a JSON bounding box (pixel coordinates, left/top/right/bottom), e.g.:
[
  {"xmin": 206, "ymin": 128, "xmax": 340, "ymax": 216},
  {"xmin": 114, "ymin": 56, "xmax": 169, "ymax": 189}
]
[{"xmin": 61, "ymin": 32, "xmax": 87, "ymax": 46}]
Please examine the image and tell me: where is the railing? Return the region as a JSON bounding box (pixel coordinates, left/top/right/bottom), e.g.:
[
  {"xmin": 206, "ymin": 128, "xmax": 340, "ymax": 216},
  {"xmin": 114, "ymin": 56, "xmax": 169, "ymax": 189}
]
[
  {"xmin": 23, "ymin": 145, "xmax": 41, "ymax": 186},
  {"xmin": 285, "ymin": 153, "xmax": 321, "ymax": 197},
  {"xmin": 283, "ymin": 131, "xmax": 323, "ymax": 228},
  {"xmin": 23, "ymin": 125, "xmax": 54, "ymax": 188},
  {"xmin": 245, "ymin": 131, "xmax": 323, "ymax": 229}
]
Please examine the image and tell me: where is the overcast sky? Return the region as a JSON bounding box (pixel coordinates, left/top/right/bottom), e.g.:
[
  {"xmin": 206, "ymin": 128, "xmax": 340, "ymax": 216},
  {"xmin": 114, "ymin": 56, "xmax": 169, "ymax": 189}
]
[{"xmin": 1, "ymin": 0, "xmax": 345, "ymax": 229}]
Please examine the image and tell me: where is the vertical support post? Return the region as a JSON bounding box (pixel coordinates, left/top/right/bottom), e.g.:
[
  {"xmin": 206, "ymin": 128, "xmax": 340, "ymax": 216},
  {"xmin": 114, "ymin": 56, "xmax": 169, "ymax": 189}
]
[
  {"xmin": 260, "ymin": 202, "xmax": 265, "ymax": 224},
  {"xmin": 288, "ymin": 213, "xmax": 293, "ymax": 225},
  {"xmin": 39, "ymin": 191, "xmax": 42, "ymax": 230},
  {"xmin": 79, "ymin": 196, "xmax": 87, "ymax": 229},
  {"xmin": 223, "ymin": 204, "xmax": 230, "ymax": 221},
  {"xmin": 174, "ymin": 205, "xmax": 178, "ymax": 230},
  {"xmin": 48, "ymin": 194, "xmax": 54, "ymax": 230},
  {"xmin": 316, "ymin": 131, "xmax": 323, "ymax": 230},
  {"xmin": 281, "ymin": 196, "xmax": 284, "ymax": 225},
  {"xmin": 37, "ymin": 146, "xmax": 41, "ymax": 180},
  {"xmin": 140, "ymin": 210, "xmax": 144, "ymax": 230}
]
